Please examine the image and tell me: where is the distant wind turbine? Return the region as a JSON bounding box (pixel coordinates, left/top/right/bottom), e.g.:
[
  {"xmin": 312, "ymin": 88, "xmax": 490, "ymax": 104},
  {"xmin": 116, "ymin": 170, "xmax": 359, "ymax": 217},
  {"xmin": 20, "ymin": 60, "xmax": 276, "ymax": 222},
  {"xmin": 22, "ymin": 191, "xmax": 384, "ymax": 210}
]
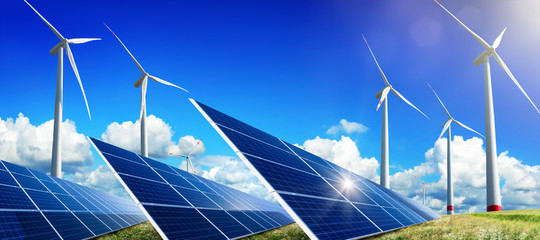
[
  {"xmin": 435, "ymin": 0, "xmax": 540, "ymax": 212},
  {"xmin": 104, "ymin": 23, "xmax": 188, "ymax": 157},
  {"xmin": 167, "ymin": 140, "xmax": 202, "ymax": 173},
  {"xmin": 413, "ymin": 175, "xmax": 431, "ymax": 206},
  {"xmin": 427, "ymin": 82, "xmax": 484, "ymax": 215},
  {"xmin": 362, "ymin": 34, "xmax": 429, "ymax": 189},
  {"xmin": 24, "ymin": 0, "xmax": 100, "ymax": 178}
]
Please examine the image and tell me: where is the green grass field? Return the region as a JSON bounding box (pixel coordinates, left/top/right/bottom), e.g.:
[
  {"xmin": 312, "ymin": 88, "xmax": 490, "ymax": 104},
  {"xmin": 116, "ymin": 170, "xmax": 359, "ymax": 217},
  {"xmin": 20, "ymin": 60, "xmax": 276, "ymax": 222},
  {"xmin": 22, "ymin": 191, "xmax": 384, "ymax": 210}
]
[{"xmin": 96, "ymin": 209, "xmax": 539, "ymax": 240}]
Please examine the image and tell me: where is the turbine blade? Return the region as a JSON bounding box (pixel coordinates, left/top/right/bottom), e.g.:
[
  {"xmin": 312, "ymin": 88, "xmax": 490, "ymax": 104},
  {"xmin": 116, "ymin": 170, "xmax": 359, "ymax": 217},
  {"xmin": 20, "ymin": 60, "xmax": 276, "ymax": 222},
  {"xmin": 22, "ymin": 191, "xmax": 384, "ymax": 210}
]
[
  {"xmin": 452, "ymin": 119, "xmax": 484, "ymax": 138},
  {"xmin": 167, "ymin": 152, "xmax": 188, "ymax": 158},
  {"xmin": 187, "ymin": 140, "xmax": 201, "ymax": 158},
  {"xmin": 362, "ymin": 34, "xmax": 390, "ymax": 86},
  {"xmin": 435, "ymin": 119, "xmax": 452, "ymax": 146},
  {"xmin": 492, "ymin": 28, "xmax": 506, "ymax": 49},
  {"xmin": 103, "ymin": 23, "xmax": 146, "ymax": 74},
  {"xmin": 140, "ymin": 76, "xmax": 148, "ymax": 120},
  {"xmin": 23, "ymin": 0, "xmax": 64, "ymax": 40},
  {"xmin": 493, "ymin": 52, "xmax": 540, "ymax": 115},
  {"xmin": 434, "ymin": 0, "xmax": 491, "ymax": 49},
  {"xmin": 426, "ymin": 82, "xmax": 451, "ymax": 118},
  {"xmin": 148, "ymin": 75, "xmax": 189, "ymax": 93},
  {"xmin": 391, "ymin": 88, "xmax": 429, "ymax": 119},
  {"xmin": 65, "ymin": 43, "xmax": 91, "ymax": 119},
  {"xmin": 68, "ymin": 38, "xmax": 101, "ymax": 44},
  {"xmin": 189, "ymin": 158, "xmax": 196, "ymax": 174},
  {"xmin": 376, "ymin": 86, "xmax": 391, "ymax": 111}
]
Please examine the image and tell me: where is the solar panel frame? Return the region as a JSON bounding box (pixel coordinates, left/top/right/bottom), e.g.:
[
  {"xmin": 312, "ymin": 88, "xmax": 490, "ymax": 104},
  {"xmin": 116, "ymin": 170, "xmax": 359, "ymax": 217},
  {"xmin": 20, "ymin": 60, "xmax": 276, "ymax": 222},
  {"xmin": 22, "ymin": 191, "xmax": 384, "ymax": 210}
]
[
  {"xmin": 190, "ymin": 99, "xmax": 440, "ymax": 240},
  {"xmin": 89, "ymin": 137, "xmax": 295, "ymax": 240},
  {"xmin": 0, "ymin": 160, "xmax": 147, "ymax": 240}
]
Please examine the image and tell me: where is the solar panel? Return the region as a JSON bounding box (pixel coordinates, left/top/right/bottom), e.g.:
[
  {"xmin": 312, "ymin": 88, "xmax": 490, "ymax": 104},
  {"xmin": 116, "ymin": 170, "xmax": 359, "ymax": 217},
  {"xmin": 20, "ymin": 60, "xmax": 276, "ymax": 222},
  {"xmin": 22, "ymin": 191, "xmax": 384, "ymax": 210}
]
[
  {"xmin": 0, "ymin": 160, "xmax": 147, "ymax": 240},
  {"xmin": 89, "ymin": 137, "xmax": 295, "ymax": 240},
  {"xmin": 190, "ymin": 99, "xmax": 440, "ymax": 240}
]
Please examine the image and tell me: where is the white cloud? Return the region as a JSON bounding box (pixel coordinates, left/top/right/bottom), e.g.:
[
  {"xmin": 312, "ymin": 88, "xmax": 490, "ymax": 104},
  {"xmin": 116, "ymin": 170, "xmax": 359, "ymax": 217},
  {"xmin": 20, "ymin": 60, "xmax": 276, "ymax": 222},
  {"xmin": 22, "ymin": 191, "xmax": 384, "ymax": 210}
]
[
  {"xmin": 300, "ymin": 136, "xmax": 380, "ymax": 182},
  {"xmin": 326, "ymin": 119, "xmax": 368, "ymax": 135},
  {"xmin": 101, "ymin": 115, "xmax": 205, "ymax": 159},
  {"xmin": 391, "ymin": 136, "xmax": 540, "ymax": 214},
  {"xmin": 0, "ymin": 113, "xmax": 93, "ymax": 175}
]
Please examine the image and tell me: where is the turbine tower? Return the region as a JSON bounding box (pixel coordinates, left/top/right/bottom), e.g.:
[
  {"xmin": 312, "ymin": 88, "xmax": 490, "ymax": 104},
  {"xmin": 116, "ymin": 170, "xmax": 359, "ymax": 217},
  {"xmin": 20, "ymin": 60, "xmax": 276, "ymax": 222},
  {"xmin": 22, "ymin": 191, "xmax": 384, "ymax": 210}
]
[
  {"xmin": 104, "ymin": 23, "xmax": 188, "ymax": 157},
  {"xmin": 427, "ymin": 82, "xmax": 484, "ymax": 215},
  {"xmin": 435, "ymin": 0, "xmax": 540, "ymax": 212},
  {"xmin": 362, "ymin": 34, "xmax": 429, "ymax": 188},
  {"xmin": 24, "ymin": 0, "xmax": 99, "ymax": 178}
]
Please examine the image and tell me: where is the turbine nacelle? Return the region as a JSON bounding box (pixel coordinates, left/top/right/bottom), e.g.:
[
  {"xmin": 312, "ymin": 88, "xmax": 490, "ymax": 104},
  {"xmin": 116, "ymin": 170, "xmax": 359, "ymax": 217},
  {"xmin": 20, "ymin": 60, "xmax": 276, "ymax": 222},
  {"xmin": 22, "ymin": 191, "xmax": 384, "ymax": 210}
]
[
  {"xmin": 473, "ymin": 49, "xmax": 491, "ymax": 67},
  {"xmin": 134, "ymin": 74, "xmax": 147, "ymax": 88},
  {"xmin": 49, "ymin": 41, "xmax": 64, "ymax": 56},
  {"xmin": 375, "ymin": 85, "xmax": 391, "ymax": 99},
  {"xmin": 473, "ymin": 28, "xmax": 505, "ymax": 66}
]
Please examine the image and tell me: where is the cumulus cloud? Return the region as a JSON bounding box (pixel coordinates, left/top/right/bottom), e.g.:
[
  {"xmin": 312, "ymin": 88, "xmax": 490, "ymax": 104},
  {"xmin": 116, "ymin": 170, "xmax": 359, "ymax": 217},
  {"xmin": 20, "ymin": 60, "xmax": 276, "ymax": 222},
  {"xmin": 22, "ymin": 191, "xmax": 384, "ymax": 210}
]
[
  {"xmin": 299, "ymin": 136, "xmax": 379, "ymax": 182},
  {"xmin": 391, "ymin": 136, "xmax": 540, "ymax": 214},
  {"xmin": 101, "ymin": 115, "xmax": 205, "ymax": 159},
  {"xmin": 326, "ymin": 119, "xmax": 368, "ymax": 135},
  {"xmin": 0, "ymin": 113, "xmax": 93, "ymax": 175}
]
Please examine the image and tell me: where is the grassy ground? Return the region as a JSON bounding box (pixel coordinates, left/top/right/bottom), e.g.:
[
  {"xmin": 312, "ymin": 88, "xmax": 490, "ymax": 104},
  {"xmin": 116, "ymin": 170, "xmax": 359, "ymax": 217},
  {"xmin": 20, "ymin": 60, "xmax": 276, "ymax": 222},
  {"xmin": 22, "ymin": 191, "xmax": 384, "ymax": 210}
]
[{"xmin": 96, "ymin": 209, "xmax": 539, "ymax": 240}]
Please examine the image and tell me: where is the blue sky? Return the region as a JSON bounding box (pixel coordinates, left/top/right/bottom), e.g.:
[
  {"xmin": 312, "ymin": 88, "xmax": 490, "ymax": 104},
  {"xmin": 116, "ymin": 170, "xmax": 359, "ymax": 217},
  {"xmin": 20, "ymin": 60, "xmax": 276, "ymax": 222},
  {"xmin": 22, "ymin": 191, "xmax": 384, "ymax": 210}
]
[{"xmin": 1, "ymin": 0, "xmax": 539, "ymax": 213}]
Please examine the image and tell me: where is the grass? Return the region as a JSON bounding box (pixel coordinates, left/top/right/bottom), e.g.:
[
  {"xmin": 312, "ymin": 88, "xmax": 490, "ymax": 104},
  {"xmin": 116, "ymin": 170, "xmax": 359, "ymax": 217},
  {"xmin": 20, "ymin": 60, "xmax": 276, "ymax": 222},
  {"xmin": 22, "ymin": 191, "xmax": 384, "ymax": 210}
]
[
  {"xmin": 95, "ymin": 222, "xmax": 160, "ymax": 240},
  {"xmin": 96, "ymin": 209, "xmax": 540, "ymax": 240}
]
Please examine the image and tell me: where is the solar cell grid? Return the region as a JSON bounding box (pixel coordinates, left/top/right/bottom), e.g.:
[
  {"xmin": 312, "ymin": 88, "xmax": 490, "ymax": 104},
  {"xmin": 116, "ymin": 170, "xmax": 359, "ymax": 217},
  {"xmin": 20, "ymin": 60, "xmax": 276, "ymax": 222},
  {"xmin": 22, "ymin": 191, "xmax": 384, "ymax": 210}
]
[
  {"xmin": 89, "ymin": 137, "xmax": 295, "ymax": 240},
  {"xmin": 0, "ymin": 211, "xmax": 61, "ymax": 240},
  {"xmin": 0, "ymin": 159, "xmax": 147, "ymax": 239},
  {"xmin": 191, "ymin": 99, "xmax": 440, "ymax": 240}
]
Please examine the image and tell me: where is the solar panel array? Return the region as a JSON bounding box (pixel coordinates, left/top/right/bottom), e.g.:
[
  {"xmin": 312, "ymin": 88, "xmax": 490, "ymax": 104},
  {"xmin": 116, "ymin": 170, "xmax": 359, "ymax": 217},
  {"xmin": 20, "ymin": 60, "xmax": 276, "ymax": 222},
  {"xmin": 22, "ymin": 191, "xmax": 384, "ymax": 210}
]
[
  {"xmin": 89, "ymin": 137, "xmax": 295, "ymax": 240},
  {"xmin": 0, "ymin": 159, "xmax": 147, "ymax": 240},
  {"xmin": 191, "ymin": 99, "xmax": 440, "ymax": 240}
]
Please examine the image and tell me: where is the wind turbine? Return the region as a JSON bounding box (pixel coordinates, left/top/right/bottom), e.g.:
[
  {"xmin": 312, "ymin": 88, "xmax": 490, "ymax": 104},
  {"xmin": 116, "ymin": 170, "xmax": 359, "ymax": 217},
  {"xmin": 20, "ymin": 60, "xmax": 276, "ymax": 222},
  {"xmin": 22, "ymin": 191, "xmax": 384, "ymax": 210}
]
[
  {"xmin": 413, "ymin": 175, "xmax": 431, "ymax": 205},
  {"xmin": 435, "ymin": 0, "xmax": 540, "ymax": 212},
  {"xmin": 167, "ymin": 140, "xmax": 202, "ymax": 173},
  {"xmin": 362, "ymin": 34, "xmax": 429, "ymax": 189},
  {"xmin": 104, "ymin": 23, "xmax": 188, "ymax": 157},
  {"xmin": 427, "ymin": 82, "xmax": 484, "ymax": 215},
  {"xmin": 24, "ymin": 0, "xmax": 99, "ymax": 178}
]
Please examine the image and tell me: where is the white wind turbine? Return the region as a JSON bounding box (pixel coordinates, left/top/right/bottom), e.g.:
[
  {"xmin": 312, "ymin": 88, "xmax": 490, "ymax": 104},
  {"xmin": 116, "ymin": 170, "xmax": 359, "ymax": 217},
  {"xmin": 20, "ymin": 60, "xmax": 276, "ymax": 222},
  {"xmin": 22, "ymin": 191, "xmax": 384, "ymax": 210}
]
[
  {"xmin": 427, "ymin": 82, "xmax": 484, "ymax": 215},
  {"xmin": 413, "ymin": 175, "xmax": 431, "ymax": 205},
  {"xmin": 435, "ymin": 0, "xmax": 540, "ymax": 212},
  {"xmin": 104, "ymin": 23, "xmax": 188, "ymax": 157},
  {"xmin": 167, "ymin": 140, "xmax": 202, "ymax": 173},
  {"xmin": 362, "ymin": 34, "xmax": 429, "ymax": 189},
  {"xmin": 24, "ymin": 0, "xmax": 100, "ymax": 178}
]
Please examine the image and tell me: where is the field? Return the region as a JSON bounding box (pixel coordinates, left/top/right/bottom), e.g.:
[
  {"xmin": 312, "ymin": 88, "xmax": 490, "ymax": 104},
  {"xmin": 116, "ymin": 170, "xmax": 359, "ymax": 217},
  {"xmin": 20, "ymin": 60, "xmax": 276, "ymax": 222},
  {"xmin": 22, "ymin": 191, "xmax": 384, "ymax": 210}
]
[{"xmin": 96, "ymin": 209, "xmax": 539, "ymax": 240}]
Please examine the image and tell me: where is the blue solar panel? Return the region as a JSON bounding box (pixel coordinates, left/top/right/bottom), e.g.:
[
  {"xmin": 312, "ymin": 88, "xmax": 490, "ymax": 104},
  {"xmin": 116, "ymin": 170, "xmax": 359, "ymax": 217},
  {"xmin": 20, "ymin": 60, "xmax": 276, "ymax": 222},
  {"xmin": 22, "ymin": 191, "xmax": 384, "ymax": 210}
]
[
  {"xmin": 0, "ymin": 211, "xmax": 60, "ymax": 240},
  {"xmin": 89, "ymin": 137, "xmax": 295, "ymax": 240},
  {"xmin": 0, "ymin": 160, "xmax": 147, "ymax": 239},
  {"xmin": 43, "ymin": 212, "xmax": 94, "ymax": 240},
  {"xmin": 0, "ymin": 170, "xmax": 18, "ymax": 187},
  {"xmin": 73, "ymin": 213, "xmax": 111, "ymax": 236},
  {"xmin": 227, "ymin": 211, "xmax": 265, "ymax": 233},
  {"xmin": 144, "ymin": 205, "xmax": 228, "ymax": 240},
  {"xmin": 191, "ymin": 99, "xmax": 440, "ymax": 239},
  {"xmin": 198, "ymin": 209, "xmax": 252, "ymax": 238}
]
